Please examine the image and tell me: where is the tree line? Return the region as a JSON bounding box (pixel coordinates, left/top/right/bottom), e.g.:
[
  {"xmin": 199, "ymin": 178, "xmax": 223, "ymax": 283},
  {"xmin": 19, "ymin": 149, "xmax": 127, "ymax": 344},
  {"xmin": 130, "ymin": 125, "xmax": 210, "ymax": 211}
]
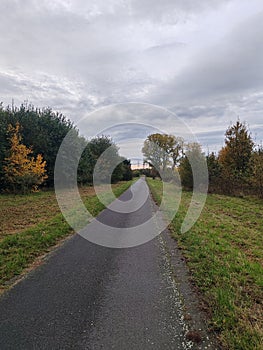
[
  {"xmin": 0, "ymin": 103, "xmax": 132, "ymax": 193},
  {"xmin": 142, "ymin": 121, "xmax": 263, "ymax": 198},
  {"xmin": 1, "ymin": 102, "xmax": 261, "ymax": 197}
]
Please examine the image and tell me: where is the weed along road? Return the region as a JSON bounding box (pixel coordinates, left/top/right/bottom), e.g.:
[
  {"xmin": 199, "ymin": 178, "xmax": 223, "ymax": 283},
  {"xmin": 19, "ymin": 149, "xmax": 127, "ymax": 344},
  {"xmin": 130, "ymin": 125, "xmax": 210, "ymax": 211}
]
[{"xmin": 0, "ymin": 179, "xmax": 215, "ymax": 349}]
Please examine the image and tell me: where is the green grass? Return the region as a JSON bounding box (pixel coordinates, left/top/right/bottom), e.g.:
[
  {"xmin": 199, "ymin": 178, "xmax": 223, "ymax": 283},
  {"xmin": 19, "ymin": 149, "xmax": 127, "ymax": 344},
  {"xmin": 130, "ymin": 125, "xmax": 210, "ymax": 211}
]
[
  {"xmin": 0, "ymin": 181, "xmax": 134, "ymax": 289},
  {"xmin": 147, "ymin": 178, "xmax": 263, "ymax": 350}
]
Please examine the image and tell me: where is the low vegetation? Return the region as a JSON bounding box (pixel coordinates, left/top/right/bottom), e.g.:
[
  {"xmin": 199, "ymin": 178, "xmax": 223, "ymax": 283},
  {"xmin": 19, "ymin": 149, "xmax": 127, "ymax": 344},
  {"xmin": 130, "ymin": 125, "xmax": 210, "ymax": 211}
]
[
  {"xmin": 0, "ymin": 181, "xmax": 134, "ymax": 291},
  {"xmin": 147, "ymin": 178, "xmax": 263, "ymax": 350}
]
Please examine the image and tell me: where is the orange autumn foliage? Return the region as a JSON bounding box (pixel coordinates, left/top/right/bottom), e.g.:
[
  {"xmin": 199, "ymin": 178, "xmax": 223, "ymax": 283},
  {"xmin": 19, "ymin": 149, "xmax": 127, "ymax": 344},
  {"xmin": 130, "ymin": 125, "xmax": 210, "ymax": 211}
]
[{"xmin": 4, "ymin": 123, "xmax": 47, "ymax": 192}]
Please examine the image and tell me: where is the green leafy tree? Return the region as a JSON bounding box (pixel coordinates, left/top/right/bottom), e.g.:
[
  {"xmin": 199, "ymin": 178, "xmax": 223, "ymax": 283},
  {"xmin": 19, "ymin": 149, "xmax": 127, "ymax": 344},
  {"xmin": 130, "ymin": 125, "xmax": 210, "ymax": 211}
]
[
  {"xmin": 14, "ymin": 105, "xmax": 75, "ymax": 186},
  {"xmin": 122, "ymin": 159, "xmax": 133, "ymax": 181},
  {"xmin": 250, "ymin": 147, "xmax": 263, "ymax": 198},
  {"xmin": 206, "ymin": 152, "xmax": 221, "ymax": 192},
  {"xmin": 179, "ymin": 142, "xmax": 206, "ymax": 190},
  {"xmin": 0, "ymin": 105, "xmax": 16, "ymax": 188},
  {"xmin": 219, "ymin": 120, "xmax": 254, "ymax": 194},
  {"xmin": 178, "ymin": 157, "xmax": 192, "ymax": 189},
  {"xmin": 142, "ymin": 133, "xmax": 184, "ymax": 180},
  {"xmin": 84, "ymin": 136, "xmax": 126, "ymax": 184}
]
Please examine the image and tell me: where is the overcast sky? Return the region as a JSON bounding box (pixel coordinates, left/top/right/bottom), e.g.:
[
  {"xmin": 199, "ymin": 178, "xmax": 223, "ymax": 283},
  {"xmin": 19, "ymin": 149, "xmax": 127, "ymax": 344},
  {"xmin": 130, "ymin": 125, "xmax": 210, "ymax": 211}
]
[{"xmin": 1, "ymin": 0, "xmax": 263, "ymax": 160}]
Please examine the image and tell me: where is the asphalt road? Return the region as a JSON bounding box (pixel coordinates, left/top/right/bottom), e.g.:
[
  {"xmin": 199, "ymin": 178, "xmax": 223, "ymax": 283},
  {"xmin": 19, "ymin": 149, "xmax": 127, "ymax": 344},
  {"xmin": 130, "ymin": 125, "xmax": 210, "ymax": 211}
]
[{"xmin": 0, "ymin": 179, "xmax": 214, "ymax": 349}]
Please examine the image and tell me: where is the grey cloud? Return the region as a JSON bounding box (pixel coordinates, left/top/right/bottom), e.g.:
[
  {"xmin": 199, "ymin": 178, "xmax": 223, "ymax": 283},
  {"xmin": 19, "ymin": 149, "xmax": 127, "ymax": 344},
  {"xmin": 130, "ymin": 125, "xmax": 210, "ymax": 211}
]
[
  {"xmin": 0, "ymin": 71, "xmax": 84, "ymax": 114},
  {"xmin": 0, "ymin": 74, "xmax": 23, "ymax": 94},
  {"xmin": 152, "ymin": 11, "xmax": 263, "ymax": 106},
  {"xmin": 0, "ymin": 0, "xmax": 262, "ymax": 154},
  {"xmin": 146, "ymin": 42, "xmax": 186, "ymax": 52},
  {"xmin": 196, "ymin": 130, "xmax": 225, "ymax": 151},
  {"xmin": 129, "ymin": 0, "xmax": 232, "ymax": 22},
  {"xmin": 98, "ymin": 123, "xmax": 158, "ymax": 143}
]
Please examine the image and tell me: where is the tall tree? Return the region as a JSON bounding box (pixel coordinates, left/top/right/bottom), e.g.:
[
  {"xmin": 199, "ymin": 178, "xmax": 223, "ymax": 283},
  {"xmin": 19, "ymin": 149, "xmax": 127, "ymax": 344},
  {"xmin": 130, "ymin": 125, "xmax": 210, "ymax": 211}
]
[
  {"xmin": 142, "ymin": 133, "xmax": 184, "ymax": 176},
  {"xmin": 250, "ymin": 147, "xmax": 263, "ymax": 198},
  {"xmin": 169, "ymin": 136, "xmax": 184, "ymax": 170},
  {"xmin": 218, "ymin": 120, "xmax": 254, "ymax": 193},
  {"xmin": 179, "ymin": 142, "xmax": 206, "ymax": 190},
  {"xmin": 206, "ymin": 152, "xmax": 221, "ymax": 192},
  {"xmin": 122, "ymin": 159, "xmax": 133, "ymax": 181},
  {"xmin": 85, "ymin": 135, "xmax": 125, "ymax": 184}
]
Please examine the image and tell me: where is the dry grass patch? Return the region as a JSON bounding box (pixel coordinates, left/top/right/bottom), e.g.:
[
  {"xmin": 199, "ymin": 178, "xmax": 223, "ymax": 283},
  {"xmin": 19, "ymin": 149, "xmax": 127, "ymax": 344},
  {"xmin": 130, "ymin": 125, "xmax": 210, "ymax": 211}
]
[{"xmin": 0, "ymin": 183, "xmax": 125, "ymax": 240}]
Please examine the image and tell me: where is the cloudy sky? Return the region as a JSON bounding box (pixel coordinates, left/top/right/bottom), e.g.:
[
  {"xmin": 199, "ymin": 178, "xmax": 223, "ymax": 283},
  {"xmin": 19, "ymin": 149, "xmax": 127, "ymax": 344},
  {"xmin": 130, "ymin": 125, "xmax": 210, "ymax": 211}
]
[{"xmin": 1, "ymin": 0, "xmax": 263, "ymax": 159}]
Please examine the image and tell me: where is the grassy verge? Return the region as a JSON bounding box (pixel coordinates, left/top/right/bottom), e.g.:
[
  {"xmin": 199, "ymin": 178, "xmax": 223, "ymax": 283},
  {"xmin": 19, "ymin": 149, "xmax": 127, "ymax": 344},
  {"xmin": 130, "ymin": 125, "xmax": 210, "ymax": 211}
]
[
  {"xmin": 0, "ymin": 180, "xmax": 134, "ymax": 290},
  {"xmin": 147, "ymin": 178, "xmax": 263, "ymax": 350},
  {"xmin": 0, "ymin": 184, "xmax": 130, "ymax": 239}
]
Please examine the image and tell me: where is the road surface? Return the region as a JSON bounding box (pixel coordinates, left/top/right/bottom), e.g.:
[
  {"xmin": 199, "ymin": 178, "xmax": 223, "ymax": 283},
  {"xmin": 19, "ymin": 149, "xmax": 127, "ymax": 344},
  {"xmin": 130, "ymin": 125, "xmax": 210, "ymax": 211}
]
[{"xmin": 0, "ymin": 178, "xmax": 215, "ymax": 349}]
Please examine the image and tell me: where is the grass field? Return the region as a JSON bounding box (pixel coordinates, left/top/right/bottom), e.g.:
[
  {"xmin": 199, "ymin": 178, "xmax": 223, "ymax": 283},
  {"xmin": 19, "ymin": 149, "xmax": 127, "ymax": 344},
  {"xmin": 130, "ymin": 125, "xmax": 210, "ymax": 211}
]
[
  {"xmin": 147, "ymin": 178, "xmax": 263, "ymax": 350},
  {"xmin": 0, "ymin": 181, "xmax": 134, "ymax": 291}
]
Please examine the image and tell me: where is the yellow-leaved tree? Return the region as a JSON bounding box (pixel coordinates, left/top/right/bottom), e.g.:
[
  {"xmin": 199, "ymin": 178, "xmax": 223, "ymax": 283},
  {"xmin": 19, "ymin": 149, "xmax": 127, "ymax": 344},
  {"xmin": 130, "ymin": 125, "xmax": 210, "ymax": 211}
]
[{"xmin": 4, "ymin": 123, "xmax": 47, "ymax": 193}]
